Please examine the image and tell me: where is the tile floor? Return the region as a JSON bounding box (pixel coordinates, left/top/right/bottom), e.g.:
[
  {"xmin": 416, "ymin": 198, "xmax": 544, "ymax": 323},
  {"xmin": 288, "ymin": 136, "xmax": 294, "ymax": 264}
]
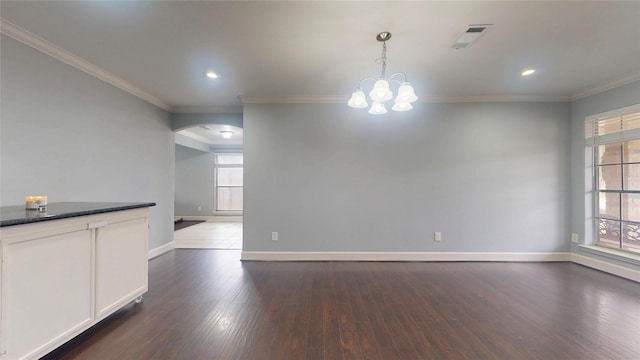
[{"xmin": 174, "ymin": 221, "xmax": 242, "ymax": 249}]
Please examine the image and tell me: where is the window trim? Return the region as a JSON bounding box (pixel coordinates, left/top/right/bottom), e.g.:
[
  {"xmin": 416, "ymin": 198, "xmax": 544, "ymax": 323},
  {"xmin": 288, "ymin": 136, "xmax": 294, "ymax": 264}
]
[
  {"xmin": 213, "ymin": 153, "xmax": 243, "ymax": 216},
  {"xmin": 578, "ymin": 245, "xmax": 640, "ymax": 266},
  {"xmin": 586, "ymin": 104, "xmax": 640, "ymax": 256}
]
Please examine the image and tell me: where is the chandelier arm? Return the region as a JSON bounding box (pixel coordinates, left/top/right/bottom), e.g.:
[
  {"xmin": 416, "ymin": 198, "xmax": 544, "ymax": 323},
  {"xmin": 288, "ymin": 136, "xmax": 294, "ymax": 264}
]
[
  {"xmin": 387, "ymin": 72, "xmax": 407, "ymax": 84},
  {"xmin": 357, "ymin": 77, "xmax": 378, "ymax": 89}
]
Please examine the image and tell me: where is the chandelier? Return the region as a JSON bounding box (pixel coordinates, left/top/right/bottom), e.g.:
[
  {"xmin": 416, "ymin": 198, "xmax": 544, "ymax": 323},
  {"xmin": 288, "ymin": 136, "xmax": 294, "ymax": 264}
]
[{"xmin": 348, "ymin": 32, "xmax": 418, "ymax": 114}]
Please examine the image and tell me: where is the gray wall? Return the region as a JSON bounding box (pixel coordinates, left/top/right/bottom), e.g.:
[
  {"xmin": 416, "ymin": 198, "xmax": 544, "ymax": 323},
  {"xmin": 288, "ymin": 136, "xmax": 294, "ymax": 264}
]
[
  {"xmin": 171, "ymin": 112, "xmax": 242, "ymax": 131},
  {"xmin": 244, "ymin": 102, "xmax": 571, "ymax": 252},
  {"xmin": 570, "ymin": 80, "xmax": 640, "ymax": 270},
  {"xmin": 175, "ymin": 133, "xmax": 211, "ymax": 152},
  {"xmin": 0, "ymin": 35, "xmax": 175, "ymax": 250},
  {"xmin": 175, "ymin": 144, "xmax": 215, "ymax": 216}
]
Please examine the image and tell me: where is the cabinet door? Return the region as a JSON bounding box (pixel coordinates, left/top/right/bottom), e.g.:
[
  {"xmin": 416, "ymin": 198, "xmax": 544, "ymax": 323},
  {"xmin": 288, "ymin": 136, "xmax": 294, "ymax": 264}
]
[
  {"xmin": 2, "ymin": 229, "xmax": 92, "ymax": 360},
  {"xmin": 94, "ymin": 217, "xmax": 148, "ymax": 319}
]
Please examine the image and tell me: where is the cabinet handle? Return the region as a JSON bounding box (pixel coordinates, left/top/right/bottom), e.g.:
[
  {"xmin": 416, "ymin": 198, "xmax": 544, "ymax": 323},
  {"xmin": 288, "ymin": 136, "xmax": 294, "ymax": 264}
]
[{"xmin": 87, "ymin": 220, "xmax": 108, "ymax": 230}]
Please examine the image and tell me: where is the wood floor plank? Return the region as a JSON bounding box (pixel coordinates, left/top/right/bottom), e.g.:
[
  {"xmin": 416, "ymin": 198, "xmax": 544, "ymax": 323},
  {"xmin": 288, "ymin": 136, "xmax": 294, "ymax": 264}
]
[
  {"xmin": 321, "ymin": 276, "xmax": 344, "ymax": 360},
  {"xmin": 336, "ymin": 299, "xmax": 363, "ymax": 360},
  {"xmin": 41, "ymin": 250, "xmax": 640, "ymax": 360},
  {"xmin": 306, "ymin": 277, "xmax": 325, "ymax": 355},
  {"xmin": 354, "ymin": 320, "xmax": 384, "ymax": 360}
]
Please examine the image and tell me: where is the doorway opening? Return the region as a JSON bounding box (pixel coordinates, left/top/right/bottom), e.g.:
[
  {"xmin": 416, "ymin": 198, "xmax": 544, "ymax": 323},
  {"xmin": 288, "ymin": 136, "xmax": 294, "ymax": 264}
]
[{"xmin": 173, "ymin": 123, "xmax": 243, "ymax": 250}]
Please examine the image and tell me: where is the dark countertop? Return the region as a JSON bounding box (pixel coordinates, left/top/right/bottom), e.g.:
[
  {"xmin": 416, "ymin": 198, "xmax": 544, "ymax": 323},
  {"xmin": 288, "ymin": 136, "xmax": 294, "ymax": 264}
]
[{"xmin": 0, "ymin": 202, "xmax": 156, "ymax": 227}]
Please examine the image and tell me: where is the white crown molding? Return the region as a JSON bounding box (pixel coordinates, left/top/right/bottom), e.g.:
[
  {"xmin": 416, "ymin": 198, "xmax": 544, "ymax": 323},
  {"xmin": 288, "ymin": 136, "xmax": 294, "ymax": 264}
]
[
  {"xmin": 236, "ymin": 76, "xmax": 640, "ymax": 106},
  {"xmin": 421, "ymin": 94, "xmax": 572, "ymax": 103},
  {"xmin": 1, "ymin": 18, "xmax": 173, "ymax": 112},
  {"xmin": 241, "ymin": 94, "xmax": 572, "ymax": 105},
  {"xmin": 241, "ymin": 96, "xmax": 346, "ymax": 104},
  {"xmin": 182, "ymin": 77, "xmax": 640, "ymax": 107},
  {"xmin": 571, "ymin": 72, "xmax": 640, "ymax": 102},
  {"xmin": 172, "ymin": 105, "xmax": 244, "ymax": 114},
  {"xmin": 240, "ymin": 251, "xmax": 571, "ymax": 262}
]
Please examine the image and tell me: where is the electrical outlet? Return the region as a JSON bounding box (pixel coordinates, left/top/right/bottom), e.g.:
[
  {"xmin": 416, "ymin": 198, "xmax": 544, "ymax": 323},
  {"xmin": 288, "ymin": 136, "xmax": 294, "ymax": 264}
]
[
  {"xmin": 197, "ymin": 206, "xmax": 202, "ymax": 212},
  {"xmin": 571, "ymin": 233, "xmax": 579, "ymax": 243},
  {"xmin": 272, "ymin": 232, "xmax": 278, "ymax": 241},
  {"xmin": 434, "ymin": 232, "xmax": 442, "ymax": 242}
]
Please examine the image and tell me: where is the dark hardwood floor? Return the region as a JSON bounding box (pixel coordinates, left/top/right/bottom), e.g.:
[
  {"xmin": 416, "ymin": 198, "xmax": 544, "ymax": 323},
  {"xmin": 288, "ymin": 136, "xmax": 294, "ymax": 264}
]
[
  {"xmin": 174, "ymin": 220, "xmax": 205, "ymax": 231},
  {"xmin": 44, "ymin": 250, "xmax": 640, "ymax": 359}
]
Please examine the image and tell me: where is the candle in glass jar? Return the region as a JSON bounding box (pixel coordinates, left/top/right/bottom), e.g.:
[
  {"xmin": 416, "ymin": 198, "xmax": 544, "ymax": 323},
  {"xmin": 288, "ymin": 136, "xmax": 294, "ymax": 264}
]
[{"xmin": 25, "ymin": 195, "xmax": 47, "ymax": 210}]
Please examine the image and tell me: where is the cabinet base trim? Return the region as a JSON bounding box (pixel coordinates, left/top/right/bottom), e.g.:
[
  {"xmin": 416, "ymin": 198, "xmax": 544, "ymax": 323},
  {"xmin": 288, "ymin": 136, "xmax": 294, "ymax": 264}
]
[
  {"xmin": 95, "ymin": 287, "xmax": 147, "ymax": 321},
  {"xmin": 25, "ymin": 317, "xmax": 93, "ymax": 360}
]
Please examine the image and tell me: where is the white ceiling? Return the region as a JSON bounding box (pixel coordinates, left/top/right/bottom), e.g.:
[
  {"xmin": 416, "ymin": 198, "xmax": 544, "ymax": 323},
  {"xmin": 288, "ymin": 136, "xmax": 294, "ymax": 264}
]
[
  {"xmin": 1, "ymin": 1, "xmax": 640, "ymax": 113},
  {"xmin": 177, "ymin": 124, "xmax": 243, "ymax": 146}
]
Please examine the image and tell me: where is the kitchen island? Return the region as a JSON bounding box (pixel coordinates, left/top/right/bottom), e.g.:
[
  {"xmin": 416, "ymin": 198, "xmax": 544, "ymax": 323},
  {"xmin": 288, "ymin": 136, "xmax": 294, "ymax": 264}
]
[{"xmin": 0, "ymin": 202, "xmax": 155, "ymax": 360}]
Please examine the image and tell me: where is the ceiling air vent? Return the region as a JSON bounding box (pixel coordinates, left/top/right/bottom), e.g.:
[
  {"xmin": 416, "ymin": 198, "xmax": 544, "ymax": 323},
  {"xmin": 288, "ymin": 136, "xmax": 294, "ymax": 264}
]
[{"xmin": 452, "ymin": 24, "xmax": 492, "ymax": 49}]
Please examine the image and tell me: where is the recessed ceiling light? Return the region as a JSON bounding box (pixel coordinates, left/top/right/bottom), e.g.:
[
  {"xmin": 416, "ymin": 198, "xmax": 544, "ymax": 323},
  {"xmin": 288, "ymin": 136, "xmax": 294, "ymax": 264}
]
[
  {"xmin": 220, "ymin": 131, "xmax": 234, "ymax": 139},
  {"xmin": 521, "ymin": 68, "xmax": 536, "ymax": 76},
  {"xmin": 206, "ymin": 71, "xmax": 219, "ymax": 79}
]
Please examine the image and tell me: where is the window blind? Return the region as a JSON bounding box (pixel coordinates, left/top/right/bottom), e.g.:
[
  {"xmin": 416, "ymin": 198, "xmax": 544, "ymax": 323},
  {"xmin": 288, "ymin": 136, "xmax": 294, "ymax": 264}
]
[{"xmin": 586, "ymin": 104, "xmax": 640, "ymax": 145}]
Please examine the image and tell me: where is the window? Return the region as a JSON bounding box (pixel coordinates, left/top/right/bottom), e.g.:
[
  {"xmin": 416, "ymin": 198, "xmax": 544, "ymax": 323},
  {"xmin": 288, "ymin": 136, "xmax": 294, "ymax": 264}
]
[
  {"xmin": 214, "ymin": 153, "xmax": 243, "ymax": 212},
  {"xmin": 587, "ymin": 105, "xmax": 640, "ymax": 254}
]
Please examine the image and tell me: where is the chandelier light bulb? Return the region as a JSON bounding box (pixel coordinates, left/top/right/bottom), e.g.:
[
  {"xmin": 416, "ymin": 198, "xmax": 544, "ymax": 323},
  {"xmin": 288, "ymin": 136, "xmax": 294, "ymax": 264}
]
[
  {"xmin": 397, "ymin": 83, "xmax": 418, "ymax": 103},
  {"xmin": 347, "ymin": 90, "xmax": 368, "ymax": 108},
  {"xmin": 392, "ymin": 102, "xmax": 413, "ymax": 112},
  {"xmin": 369, "ymin": 79, "xmax": 393, "ymax": 102},
  {"xmin": 220, "ymin": 130, "xmax": 234, "ymax": 139},
  {"xmin": 368, "ymin": 102, "xmax": 387, "ymax": 115}
]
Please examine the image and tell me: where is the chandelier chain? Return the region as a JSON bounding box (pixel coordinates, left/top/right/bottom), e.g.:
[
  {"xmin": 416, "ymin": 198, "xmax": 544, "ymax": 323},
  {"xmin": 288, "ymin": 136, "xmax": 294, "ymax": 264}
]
[{"xmin": 378, "ymin": 41, "xmax": 387, "ymax": 78}]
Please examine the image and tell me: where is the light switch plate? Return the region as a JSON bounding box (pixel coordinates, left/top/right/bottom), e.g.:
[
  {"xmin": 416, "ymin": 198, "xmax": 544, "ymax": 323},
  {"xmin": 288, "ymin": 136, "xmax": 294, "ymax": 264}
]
[{"xmin": 571, "ymin": 233, "xmax": 579, "ymax": 243}]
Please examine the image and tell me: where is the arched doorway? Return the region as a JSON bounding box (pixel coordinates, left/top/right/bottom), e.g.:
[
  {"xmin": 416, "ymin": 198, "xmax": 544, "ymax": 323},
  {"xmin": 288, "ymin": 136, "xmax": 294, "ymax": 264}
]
[{"xmin": 172, "ymin": 113, "xmax": 243, "ymax": 250}]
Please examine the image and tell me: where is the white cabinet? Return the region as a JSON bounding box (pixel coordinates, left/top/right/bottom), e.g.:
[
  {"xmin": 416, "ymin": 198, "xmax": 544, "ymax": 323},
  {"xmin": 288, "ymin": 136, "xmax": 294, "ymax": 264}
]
[
  {"xmin": 95, "ymin": 216, "xmax": 148, "ymax": 319},
  {"xmin": 0, "ymin": 207, "xmax": 150, "ymax": 360},
  {"xmin": 3, "ymin": 228, "xmax": 93, "ymax": 360}
]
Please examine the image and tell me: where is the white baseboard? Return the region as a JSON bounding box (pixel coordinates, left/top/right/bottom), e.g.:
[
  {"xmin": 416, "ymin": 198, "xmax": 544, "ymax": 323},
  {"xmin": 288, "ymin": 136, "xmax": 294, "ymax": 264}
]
[
  {"xmin": 148, "ymin": 241, "xmax": 175, "ymax": 259},
  {"xmin": 180, "ymin": 216, "xmax": 242, "ymax": 222},
  {"xmin": 150, "ymin": 247, "xmax": 638, "ymax": 282},
  {"xmin": 571, "ymin": 253, "xmax": 640, "ymax": 283},
  {"xmin": 179, "ymin": 216, "xmax": 212, "ymax": 221},
  {"xmin": 240, "ymin": 251, "xmax": 638, "ymax": 282},
  {"xmin": 240, "ymin": 251, "xmax": 571, "ymax": 262},
  {"xmin": 174, "ymin": 241, "xmax": 241, "ymax": 249}
]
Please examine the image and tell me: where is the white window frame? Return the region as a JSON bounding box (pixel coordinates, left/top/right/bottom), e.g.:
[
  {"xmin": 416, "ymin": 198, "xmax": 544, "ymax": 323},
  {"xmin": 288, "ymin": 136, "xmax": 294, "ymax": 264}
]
[
  {"xmin": 584, "ymin": 103, "xmax": 640, "ymax": 261},
  {"xmin": 213, "ymin": 153, "xmax": 243, "ymax": 216}
]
